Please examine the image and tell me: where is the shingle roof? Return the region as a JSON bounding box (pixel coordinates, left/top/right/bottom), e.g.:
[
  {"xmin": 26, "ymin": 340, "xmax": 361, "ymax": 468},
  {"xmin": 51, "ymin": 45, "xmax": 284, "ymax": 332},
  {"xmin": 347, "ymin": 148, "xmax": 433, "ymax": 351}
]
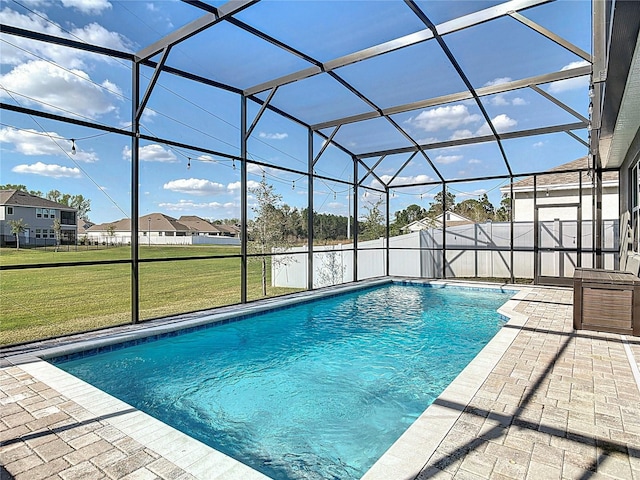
[
  {"xmin": 0, "ymin": 190, "xmax": 77, "ymax": 210},
  {"xmin": 178, "ymin": 215, "xmax": 223, "ymax": 233},
  {"xmin": 510, "ymin": 157, "xmax": 618, "ymax": 189},
  {"xmin": 88, "ymin": 213, "xmax": 191, "ymax": 232}
]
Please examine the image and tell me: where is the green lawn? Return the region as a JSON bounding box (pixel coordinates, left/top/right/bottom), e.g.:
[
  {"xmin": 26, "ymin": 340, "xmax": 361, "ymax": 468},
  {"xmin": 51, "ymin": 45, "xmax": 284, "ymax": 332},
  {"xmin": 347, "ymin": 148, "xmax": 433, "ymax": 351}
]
[{"xmin": 1, "ymin": 246, "xmax": 300, "ymax": 346}]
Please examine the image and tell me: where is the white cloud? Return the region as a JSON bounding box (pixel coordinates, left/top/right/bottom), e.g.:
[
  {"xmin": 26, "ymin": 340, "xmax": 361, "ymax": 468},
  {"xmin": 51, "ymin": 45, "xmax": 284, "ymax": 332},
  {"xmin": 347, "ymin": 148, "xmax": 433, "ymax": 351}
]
[
  {"xmin": 548, "ymin": 60, "xmax": 590, "ymax": 93},
  {"xmin": 457, "ymin": 189, "xmax": 487, "ymax": 199},
  {"xmin": 146, "ymin": 3, "xmax": 159, "ymax": 12},
  {"xmin": 0, "ymin": 9, "xmax": 132, "ymax": 68},
  {"xmin": 450, "ymin": 129, "xmax": 473, "ymax": 140},
  {"xmin": 468, "ymin": 159, "xmax": 482, "ymax": 164},
  {"xmin": 259, "ymin": 132, "xmax": 288, "ymax": 140},
  {"xmin": 434, "ymin": 154, "xmax": 463, "ymax": 164},
  {"xmin": 488, "ymin": 93, "xmax": 528, "ymax": 106},
  {"xmin": 476, "ymin": 114, "xmax": 517, "ymax": 136},
  {"xmin": 533, "ymin": 141, "xmax": 545, "ymax": 148},
  {"xmin": 158, "ymin": 199, "xmax": 237, "ymax": 213},
  {"xmin": 227, "ymin": 180, "xmax": 261, "ymax": 191},
  {"xmin": 12, "ymin": 162, "xmax": 82, "ymax": 178},
  {"xmin": 484, "ymin": 77, "xmax": 512, "ymax": 87},
  {"xmin": 489, "ymin": 94, "xmax": 510, "ymax": 106},
  {"xmin": 370, "ymin": 174, "xmax": 434, "ymax": 188},
  {"xmin": 163, "ymin": 178, "xmax": 226, "ymax": 196},
  {"xmin": 0, "ymin": 127, "xmax": 98, "ymax": 162},
  {"xmin": 60, "ymin": 0, "xmax": 112, "ymax": 15},
  {"xmin": 141, "ymin": 109, "xmax": 157, "ymax": 124},
  {"xmin": 406, "ymin": 104, "xmax": 481, "ymax": 132},
  {"xmin": 122, "ymin": 144, "xmax": 177, "ymax": 162},
  {"xmin": 0, "ymin": 60, "xmax": 122, "ymax": 119}
]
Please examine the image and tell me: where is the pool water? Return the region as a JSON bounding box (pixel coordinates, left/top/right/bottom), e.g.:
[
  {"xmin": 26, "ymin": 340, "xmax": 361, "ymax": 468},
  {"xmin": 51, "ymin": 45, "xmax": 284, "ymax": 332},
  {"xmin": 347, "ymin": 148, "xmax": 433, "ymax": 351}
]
[{"xmin": 55, "ymin": 284, "xmax": 513, "ymax": 480}]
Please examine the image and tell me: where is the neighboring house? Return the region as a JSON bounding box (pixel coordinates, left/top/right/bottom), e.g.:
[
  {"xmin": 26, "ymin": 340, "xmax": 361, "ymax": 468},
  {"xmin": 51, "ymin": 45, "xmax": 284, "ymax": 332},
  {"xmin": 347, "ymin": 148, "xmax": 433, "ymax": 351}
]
[
  {"xmin": 0, "ymin": 190, "xmax": 77, "ymax": 247},
  {"xmin": 214, "ymin": 223, "xmax": 241, "ymax": 237},
  {"xmin": 87, "ymin": 213, "xmax": 191, "ymax": 244},
  {"xmin": 178, "ymin": 216, "xmax": 226, "ymax": 236},
  {"xmin": 501, "ymin": 157, "xmax": 619, "ymax": 222},
  {"xmin": 402, "ymin": 211, "xmax": 474, "ymax": 233},
  {"xmin": 86, "ymin": 213, "xmax": 240, "ymax": 246}
]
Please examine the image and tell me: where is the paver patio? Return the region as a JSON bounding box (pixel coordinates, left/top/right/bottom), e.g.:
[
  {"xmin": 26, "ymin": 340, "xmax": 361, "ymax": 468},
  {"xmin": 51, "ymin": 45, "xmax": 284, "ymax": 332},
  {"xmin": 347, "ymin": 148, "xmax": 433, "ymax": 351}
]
[{"xmin": 1, "ymin": 284, "xmax": 639, "ymax": 480}]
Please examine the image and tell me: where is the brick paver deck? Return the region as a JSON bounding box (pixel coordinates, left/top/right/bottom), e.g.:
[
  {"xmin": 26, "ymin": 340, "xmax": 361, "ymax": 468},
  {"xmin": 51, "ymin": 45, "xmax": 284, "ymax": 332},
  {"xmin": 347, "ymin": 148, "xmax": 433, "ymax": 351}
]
[{"xmin": 1, "ymin": 284, "xmax": 639, "ymax": 480}]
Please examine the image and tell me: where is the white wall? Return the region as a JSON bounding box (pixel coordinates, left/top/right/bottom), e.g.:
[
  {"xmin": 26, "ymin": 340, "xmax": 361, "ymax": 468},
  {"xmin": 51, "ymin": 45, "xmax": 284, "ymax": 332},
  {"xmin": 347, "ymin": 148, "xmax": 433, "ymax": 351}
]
[
  {"xmin": 84, "ymin": 232, "xmax": 240, "ymax": 246},
  {"xmin": 272, "ymin": 220, "xmax": 620, "ymax": 287},
  {"xmin": 512, "ymin": 186, "xmax": 619, "ymax": 222}
]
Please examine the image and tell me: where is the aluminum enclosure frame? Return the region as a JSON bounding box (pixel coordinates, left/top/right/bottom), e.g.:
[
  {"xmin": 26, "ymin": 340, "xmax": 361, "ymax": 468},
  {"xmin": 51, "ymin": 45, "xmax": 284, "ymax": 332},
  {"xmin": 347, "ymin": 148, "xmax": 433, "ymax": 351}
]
[{"xmin": 0, "ymin": 0, "xmax": 608, "ymax": 327}]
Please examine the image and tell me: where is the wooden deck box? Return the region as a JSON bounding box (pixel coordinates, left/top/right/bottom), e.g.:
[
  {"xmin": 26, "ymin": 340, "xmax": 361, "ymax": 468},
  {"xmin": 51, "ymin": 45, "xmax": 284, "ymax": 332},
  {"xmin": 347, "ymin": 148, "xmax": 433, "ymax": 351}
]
[{"xmin": 573, "ymin": 268, "xmax": 640, "ymax": 336}]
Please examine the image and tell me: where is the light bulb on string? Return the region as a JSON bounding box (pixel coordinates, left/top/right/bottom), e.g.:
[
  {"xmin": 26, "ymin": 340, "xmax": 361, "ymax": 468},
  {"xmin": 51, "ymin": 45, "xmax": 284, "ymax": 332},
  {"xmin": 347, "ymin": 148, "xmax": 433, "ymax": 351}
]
[
  {"xmin": 187, "ymin": 157, "xmax": 191, "ymax": 170},
  {"xmin": 333, "ymin": 191, "xmax": 336, "ymax": 200},
  {"xmin": 232, "ymin": 159, "xmax": 236, "ymax": 170},
  {"xmin": 292, "ymin": 180, "xmax": 295, "ymax": 190},
  {"xmin": 70, "ymin": 139, "xmax": 76, "ymax": 155}
]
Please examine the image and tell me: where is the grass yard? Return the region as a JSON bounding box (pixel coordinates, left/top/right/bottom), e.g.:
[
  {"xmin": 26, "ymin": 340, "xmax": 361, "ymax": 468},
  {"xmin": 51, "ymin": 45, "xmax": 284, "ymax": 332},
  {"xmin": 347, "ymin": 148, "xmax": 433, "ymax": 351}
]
[{"xmin": 0, "ymin": 246, "xmax": 301, "ymax": 346}]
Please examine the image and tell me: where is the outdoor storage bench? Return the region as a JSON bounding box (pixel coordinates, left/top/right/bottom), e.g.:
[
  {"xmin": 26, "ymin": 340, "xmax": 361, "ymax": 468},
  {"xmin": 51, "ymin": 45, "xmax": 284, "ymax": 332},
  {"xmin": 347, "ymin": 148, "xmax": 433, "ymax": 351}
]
[{"xmin": 573, "ymin": 267, "xmax": 640, "ymax": 336}]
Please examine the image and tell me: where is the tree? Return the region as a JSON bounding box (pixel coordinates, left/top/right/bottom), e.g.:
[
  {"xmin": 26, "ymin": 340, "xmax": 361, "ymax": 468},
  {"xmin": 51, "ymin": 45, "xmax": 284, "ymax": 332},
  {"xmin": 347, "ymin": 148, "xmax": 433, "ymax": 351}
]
[
  {"xmin": 248, "ymin": 178, "xmax": 293, "ymax": 296},
  {"xmin": 427, "ymin": 190, "xmax": 456, "ymax": 218},
  {"xmin": 8, "ymin": 218, "xmax": 27, "ymax": 249},
  {"xmin": 391, "ymin": 203, "xmax": 428, "ymax": 236},
  {"xmin": 46, "ymin": 190, "xmax": 91, "ymax": 221},
  {"xmin": 52, "ymin": 218, "xmax": 61, "ymax": 252},
  {"xmin": 360, "ymin": 198, "xmax": 385, "ymax": 241},
  {"xmin": 106, "ymin": 224, "xmax": 116, "ymax": 245},
  {"xmin": 494, "ymin": 195, "xmax": 512, "ymax": 222},
  {"xmin": 0, "ymin": 184, "xmax": 42, "ymax": 197}
]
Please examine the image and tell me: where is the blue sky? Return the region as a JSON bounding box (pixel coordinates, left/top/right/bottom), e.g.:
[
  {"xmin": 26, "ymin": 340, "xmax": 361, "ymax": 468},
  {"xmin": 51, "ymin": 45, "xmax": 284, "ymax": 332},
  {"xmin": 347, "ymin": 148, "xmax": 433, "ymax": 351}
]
[{"xmin": 0, "ymin": 0, "xmax": 592, "ymax": 225}]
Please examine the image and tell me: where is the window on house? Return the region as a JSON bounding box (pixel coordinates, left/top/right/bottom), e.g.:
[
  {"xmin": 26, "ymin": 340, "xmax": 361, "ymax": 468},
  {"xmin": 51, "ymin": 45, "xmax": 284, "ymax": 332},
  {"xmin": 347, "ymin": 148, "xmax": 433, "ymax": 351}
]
[
  {"xmin": 6, "ymin": 207, "xmax": 13, "ymax": 215},
  {"xmin": 36, "ymin": 208, "xmax": 42, "ymax": 218},
  {"xmin": 165, "ymin": 231, "xmax": 175, "ymax": 236},
  {"xmin": 35, "ymin": 229, "xmax": 41, "ymax": 238},
  {"xmin": 49, "ymin": 209, "xmax": 56, "ymax": 218}
]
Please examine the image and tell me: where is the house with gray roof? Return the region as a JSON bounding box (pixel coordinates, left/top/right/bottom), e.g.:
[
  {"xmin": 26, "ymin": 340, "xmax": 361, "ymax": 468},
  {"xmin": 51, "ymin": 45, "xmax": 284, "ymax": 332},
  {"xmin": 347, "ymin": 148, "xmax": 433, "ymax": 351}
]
[
  {"xmin": 0, "ymin": 190, "xmax": 77, "ymax": 247},
  {"xmin": 500, "ymin": 157, "xmax": 619, "ymax": 222},
  {"xmin": 86, "ymin": 213, "xmax": 240, "ymax": 246}
]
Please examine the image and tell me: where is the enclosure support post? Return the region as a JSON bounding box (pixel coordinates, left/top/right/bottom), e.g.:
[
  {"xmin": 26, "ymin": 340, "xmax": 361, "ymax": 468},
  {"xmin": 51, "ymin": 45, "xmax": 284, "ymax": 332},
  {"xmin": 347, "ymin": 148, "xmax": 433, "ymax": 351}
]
[
  {"xmin": 442, "ymin": 182, "xmax": 447, "ymax": 279},
  {"xmin": 307, "ymin": 128, "xmax": 314, "ymax": 291},
  {"xmin": 386, "ymin": 188, "xmax": 390, "ymax": 277},
  {"xmin": 578, "ymin": 174, "xmax": 583, "ymax": 268},
  {"xmin": 240, "ymin": 96, "xmax": 248, "ymax": 303},
  {"xmin": 595, "ymin": 167, "xmax": 603, "ymax": 268},
  {"xmin": 533, "ymin": 176, "xmax": 539, "ymax": 283},
  {"xmin": 131, "ymin": 61, "xmax": 140, "ymax": 324},
  {"xmin": 510, "ymin": 178, "xmax": 515, "ymax": 284},
  {"xmin": 353, "ymin": 156, "xmax": 358, "ymax": 282}
]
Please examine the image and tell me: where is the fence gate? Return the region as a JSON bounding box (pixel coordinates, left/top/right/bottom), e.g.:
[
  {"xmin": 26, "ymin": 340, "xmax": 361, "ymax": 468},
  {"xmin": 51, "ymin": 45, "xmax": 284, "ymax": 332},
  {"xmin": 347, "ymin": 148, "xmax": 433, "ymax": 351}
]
[{"xmin": 535, "ymin": 203, "xmax": 582, "ymax": 286}]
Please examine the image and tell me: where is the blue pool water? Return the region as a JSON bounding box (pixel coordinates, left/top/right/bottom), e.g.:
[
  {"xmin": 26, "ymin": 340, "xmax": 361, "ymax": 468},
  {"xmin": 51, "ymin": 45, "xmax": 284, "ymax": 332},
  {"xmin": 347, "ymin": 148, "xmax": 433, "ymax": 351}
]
[{"xmin": 54, "ymin": 283, "xmax": 513, "ymax": 480}]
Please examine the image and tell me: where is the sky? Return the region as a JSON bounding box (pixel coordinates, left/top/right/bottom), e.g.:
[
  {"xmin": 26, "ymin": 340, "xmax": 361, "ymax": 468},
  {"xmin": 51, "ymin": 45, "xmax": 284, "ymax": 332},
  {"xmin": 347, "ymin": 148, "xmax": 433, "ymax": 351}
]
[{"xmin": 0, "ymin": 0, "xmax": 592, "ymax": 225}]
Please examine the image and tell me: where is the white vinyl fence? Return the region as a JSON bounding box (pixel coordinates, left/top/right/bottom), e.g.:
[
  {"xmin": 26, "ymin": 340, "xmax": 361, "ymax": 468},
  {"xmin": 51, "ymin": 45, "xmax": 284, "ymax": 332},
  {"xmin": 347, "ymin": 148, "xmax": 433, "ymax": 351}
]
[{"xmin": 273, "ymin": 220, "xmax": 619, "ymax": 288}]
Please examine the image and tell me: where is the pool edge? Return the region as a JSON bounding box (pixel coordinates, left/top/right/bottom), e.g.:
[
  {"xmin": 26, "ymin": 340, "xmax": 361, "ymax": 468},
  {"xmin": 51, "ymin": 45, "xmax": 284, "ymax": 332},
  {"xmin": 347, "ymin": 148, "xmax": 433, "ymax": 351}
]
[
  {"xmin": 2, "ymin": 277, "xmax": 526, "ymax": 480},
  {"xmin": 361, "ymin": 281, "xmax": 532, "ymax": 480}
]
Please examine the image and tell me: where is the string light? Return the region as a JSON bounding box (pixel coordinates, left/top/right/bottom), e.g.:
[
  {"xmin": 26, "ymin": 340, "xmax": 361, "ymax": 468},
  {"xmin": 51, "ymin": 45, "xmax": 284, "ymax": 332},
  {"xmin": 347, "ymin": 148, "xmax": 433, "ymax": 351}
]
[
  {"xmin": 292, "ymin": 180, "xmax": 295, "ymax": 190},
  {"xmin": 333, "ymin": 191, "xmax": 336, "ymax": 200},
  {"xmin": 187, "ymin": 157, "xmax": 191, "ymax": 170},
  {"xmin": 232, "ymin": 159, "xmax": 236, "ymax": 170},
  {"xmin": 70, "ymin": 139, "xmax": 76, "ymax": 155}
]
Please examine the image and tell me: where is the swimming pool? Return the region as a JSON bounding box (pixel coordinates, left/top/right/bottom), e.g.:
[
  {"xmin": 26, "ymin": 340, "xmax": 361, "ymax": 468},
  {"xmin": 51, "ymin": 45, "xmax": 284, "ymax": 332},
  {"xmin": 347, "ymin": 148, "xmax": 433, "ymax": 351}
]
[{"xmin": 52, "ymin": 282, "xmax": 513, "ymax": 480}]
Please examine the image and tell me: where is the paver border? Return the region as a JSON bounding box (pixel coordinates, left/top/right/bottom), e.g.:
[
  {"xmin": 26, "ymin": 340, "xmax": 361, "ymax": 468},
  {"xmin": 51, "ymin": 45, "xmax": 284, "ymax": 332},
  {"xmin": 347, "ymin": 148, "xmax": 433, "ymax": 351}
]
[{"xmin": 3, "ymin": 278, "xmax": 531, "ymax": 480}]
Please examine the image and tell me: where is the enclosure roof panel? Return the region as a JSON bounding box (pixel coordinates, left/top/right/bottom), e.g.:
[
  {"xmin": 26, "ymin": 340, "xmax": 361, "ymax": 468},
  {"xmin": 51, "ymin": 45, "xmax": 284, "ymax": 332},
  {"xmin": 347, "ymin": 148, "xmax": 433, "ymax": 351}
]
[{"xmin": 0, "ymin": 0, "xmax": 595, "ymax": 185}]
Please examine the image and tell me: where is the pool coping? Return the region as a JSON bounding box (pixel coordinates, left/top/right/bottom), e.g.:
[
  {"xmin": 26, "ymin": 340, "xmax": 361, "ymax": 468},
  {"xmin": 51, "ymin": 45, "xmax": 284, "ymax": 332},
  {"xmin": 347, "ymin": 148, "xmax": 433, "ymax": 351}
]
[{"xmin": 2, "ymin": 277, "xmax": 531, "ymax": 480}]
